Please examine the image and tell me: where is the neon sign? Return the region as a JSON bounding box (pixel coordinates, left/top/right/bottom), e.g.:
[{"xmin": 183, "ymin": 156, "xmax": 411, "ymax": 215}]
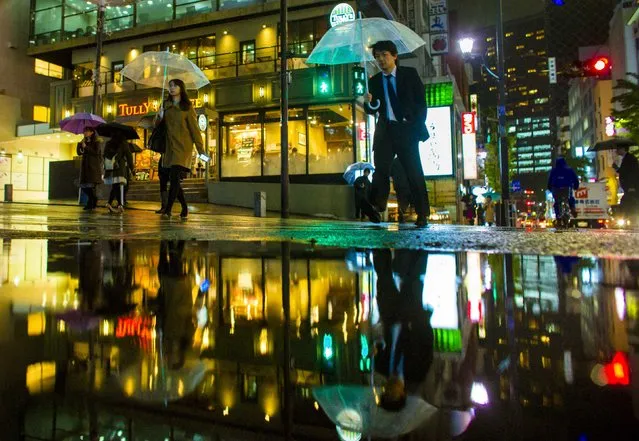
[
  {"xmin": 115, "ymin": 316, "xmax": 154, "ymax": 339},
  {"xmin": 329, "ymin": 3, "xmax": 356, "ymax": 28}
]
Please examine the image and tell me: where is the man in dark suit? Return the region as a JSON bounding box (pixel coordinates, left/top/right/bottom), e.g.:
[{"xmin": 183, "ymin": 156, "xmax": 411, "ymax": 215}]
[
  {"xmin": 363, "ymin": 40, "xmax": 430, "ymax": 227},
  {"xmin": 614, "ymin": 146, "xmax": 639, "ymax": 219}
]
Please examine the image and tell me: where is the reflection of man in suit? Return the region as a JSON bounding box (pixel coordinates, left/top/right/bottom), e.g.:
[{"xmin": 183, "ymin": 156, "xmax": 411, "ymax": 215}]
[
  {"xmin": 364, "ymin": 40, "xmax": 430, "ymax": 227},
  {"xmin": 373, "ymin": 249, "xmax": 434, "ymax": 410}
]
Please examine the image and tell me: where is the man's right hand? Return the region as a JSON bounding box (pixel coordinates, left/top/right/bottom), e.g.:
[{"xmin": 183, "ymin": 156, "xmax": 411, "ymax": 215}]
[{"xmin": 365, "ymin": 93, "xmax": 373, "ymax": 103}]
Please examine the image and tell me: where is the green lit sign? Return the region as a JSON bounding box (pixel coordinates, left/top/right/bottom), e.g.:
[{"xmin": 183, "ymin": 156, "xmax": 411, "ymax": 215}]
[
  {"xmin": 353, "ymin": 66, "xmax": 366, "ymax": 97},
  {"xmin": 359, "ymin": 333, "xmax": 370, "ymax": 372},
  {"xmin": 316, "ymin": 66, "xmax": 332, "ymax": 96},
  {"xmin": 330, "ymin": 3, "xmax": 356, "ymax": 28},
  {"xmin": 425, "ymin": 82, "xmax": 454, "ymax": 107},
  {"xmin": 433, "ymin": 328, "xmax": 462, "ymax": 353},
  {"xmin": 323, "ymin": 333, "xmax": 334, "ymax": 360}
]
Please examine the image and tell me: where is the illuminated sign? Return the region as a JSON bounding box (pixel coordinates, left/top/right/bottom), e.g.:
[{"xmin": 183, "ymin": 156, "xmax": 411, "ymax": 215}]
[
  {"xmin": 329, "ymin": 3, "xmax": 356, "ymax": 28},
  {"xmin": 469, "ymin": 94, "xmax": 479, "ymax": 131},
  {"xmin": 422, "ymin": 253, "xmax": 458, "ymax": 329},
  {"xmin": 462, "ymin": 112, "xmax": 478, "ymax": 179},
  {"xmin": 419, "ymin": 106, "xmax": 453, "ymax": 177},
  {"xmin": 117, "ymin": 98, "xmax": 203, "ymax": 117},
  {"xmin": 115, "ymin": 316, "xmax": 154, "ymax": 339}
]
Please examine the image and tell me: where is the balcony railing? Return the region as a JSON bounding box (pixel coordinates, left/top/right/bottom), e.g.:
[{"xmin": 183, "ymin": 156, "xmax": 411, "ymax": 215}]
[{"xmin": 73, "ymin": 43, "xmax": 316, "ymax": 98}]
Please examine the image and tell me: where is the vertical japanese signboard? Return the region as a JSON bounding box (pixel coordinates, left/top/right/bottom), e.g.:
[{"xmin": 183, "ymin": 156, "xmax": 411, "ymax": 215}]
[
  {"xmin": 429, "ymin": 0, "xmax": 449, "ymax": 55},
  {"xmin": 462, "ymin": 112, "xmax": 478, "ymax": 179}
]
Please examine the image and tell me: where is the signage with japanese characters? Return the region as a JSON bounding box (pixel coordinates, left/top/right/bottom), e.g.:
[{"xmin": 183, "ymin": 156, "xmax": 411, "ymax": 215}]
[
  {"xmin": 574, "ymin": 183, "xmax": 609, "ymax": 219},
  {"xmin": 329, "ymin": 3, "xmax": 356, "ymax": 28},
  {"xmin": 462, "ymin": 112, "xmax": 478, "ymax": 179},
  {"xmin": 429, "ymin": 0, "xmax": 449, "ymax": 55}
]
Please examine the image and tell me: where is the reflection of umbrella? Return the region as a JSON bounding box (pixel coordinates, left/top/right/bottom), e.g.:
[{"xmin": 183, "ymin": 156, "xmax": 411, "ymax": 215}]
[
  {"xmin": 589, "ymin": 138, "xmax": 637, "ymax": 152},
  {"xmin": 313, "ymin": 385, "xmax": 436, "ymax": 438},
  {"xmin": 484, "ymin": 192, "xmax": 501, "ymax": 202},
  {"xmin": 59, "ymin": 113, "xmax": 106, "ymax": 135},
  {"xmin": 306, "ymin": 18, "xmax": 426, "ymax": 66},
  {"xmin": 97, "ymin": 122, "xmax": 140, "ymax": 140},
  {"xmin": 119, "ymin": 359, "xmax": 209, "ymax": 403},
  {"xmin": 343, "ymin": 162, "xmax": 374, "ymax": 185},
  {"xmin": 55, "ymin": 310, "xmax": 100, "ymax": 332},
  {"xmin": 120, "ymin": 51, "xmax": 209, "ymax": 90}
]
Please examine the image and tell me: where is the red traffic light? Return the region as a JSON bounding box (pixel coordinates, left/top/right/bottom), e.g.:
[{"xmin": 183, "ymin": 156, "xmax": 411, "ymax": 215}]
[
  {"xmin": 581, "ymin": 56, "xmax": 611, "ymax": 77},
  {"xmin": 593, "ymin": 57, "xmax": 610, "ymax": 72}
]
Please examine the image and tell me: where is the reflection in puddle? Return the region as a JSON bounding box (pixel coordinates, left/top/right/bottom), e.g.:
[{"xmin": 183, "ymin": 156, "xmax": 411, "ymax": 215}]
[{"xmin": 0, "ymin": 240, "xmax": 637, "ymax": 440}]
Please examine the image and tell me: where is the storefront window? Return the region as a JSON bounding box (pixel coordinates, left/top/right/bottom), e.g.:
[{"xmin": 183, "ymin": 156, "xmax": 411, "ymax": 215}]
[
  {"xmin": 176, "ymin": 0, "xmax": 214, "ymax": 19},
  {"xmin": 222, "ymin": 113, "xmax": 261, "ymax": 178},
  {"xmin": 240, "ymin": 41, "xmax": 256, "ymax": 64},
  {"xmin": 33, "ymin": 5, "xmax": 62, "ymax": 43},
  {"xmin": 105, "ymin": 4, "xmax": 134, "ymax": 33},
  {"xmin": 136, "ymin": 0, "xmax": 174, "ymax": 25},
  {"xmin": 263, "ymin": 110, "xmax": 307, "ymax": 176},
  {"xmin": 308, "ymin": 104, "xmax": 355, "ymax": 174},
  {"xmin": 221, "ymin": 258, "xmax": 265, "ymax": 322}
]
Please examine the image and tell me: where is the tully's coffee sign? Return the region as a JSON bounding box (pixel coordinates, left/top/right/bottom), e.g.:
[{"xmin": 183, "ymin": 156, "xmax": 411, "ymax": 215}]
[
  {"xmin": 330, "ymin": 3, "xmax": 356, "ymax": 27},
  {"xmin": 116, "ymin": 98, "xmax": 204, "ymax": 117}
]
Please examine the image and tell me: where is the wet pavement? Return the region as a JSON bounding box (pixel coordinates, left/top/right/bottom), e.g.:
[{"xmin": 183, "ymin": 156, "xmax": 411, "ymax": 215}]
[
  {"xmin": 4, "ymin": 203, "xmax": 639, "ymax": 257},
  {"xmin": 0, "ymin": 238, "xmax": 637, "ymax": 441}
]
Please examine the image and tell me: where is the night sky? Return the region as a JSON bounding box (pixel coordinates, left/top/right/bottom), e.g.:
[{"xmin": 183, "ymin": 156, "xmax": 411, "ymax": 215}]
[{"xmin": 449, "ymin": 0, "xmax": 546, "ymax": 30}]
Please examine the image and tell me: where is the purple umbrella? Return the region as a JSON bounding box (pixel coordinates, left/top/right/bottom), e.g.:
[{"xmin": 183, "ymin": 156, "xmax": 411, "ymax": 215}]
[{"xmin": 59, "ymin": 113, "xmax": 106, "ymax": 135}]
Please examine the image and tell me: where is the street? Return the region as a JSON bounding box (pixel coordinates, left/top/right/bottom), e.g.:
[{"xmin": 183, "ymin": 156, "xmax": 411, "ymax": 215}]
[{"xmin": 2, "ymin": 202, "xmax": 639, "ymax": 257}]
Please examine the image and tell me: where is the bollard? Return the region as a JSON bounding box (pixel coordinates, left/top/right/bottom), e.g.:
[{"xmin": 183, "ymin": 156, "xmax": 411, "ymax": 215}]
[
  {"xmin": 4, "ymin": 184, "xmax": 13, "ymax": 202},
  {"xmin": 254, "ymin": 191, "xmax": 266, "ymax": 217}
]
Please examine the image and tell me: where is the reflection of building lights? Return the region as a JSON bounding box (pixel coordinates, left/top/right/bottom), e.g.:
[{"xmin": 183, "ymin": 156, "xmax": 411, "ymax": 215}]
[
  {"xmin": 259, "ymin": 328, "xmax": 269, "ymax": 355},
  {"xmin": 314, "ymin": 401, "xmax": 319, "ymax": 410},
  {"xmin": 264, "ymin": 414, "xmax": 270, "ymax": 422},
  {"xmin": 106, "ymin": 105, "xmax": 113, "ymax": 114},
  {"xmin": 102, "ymin": 320, "xmax": 110, "ymax": 336},
  {"xmin": 178, "ymin": 379, "xmax": 185, "ymax": 396},
  {"xmin": 258, "ymin": 86, "xmax": 265, "ymax": 98},
  {"xmin": 470, "ymin": 382, "xmax": 489, "ymax": 405},
  {"xmin": 230, "ymin": 307, "xmax": 235, "ymax": 334},
  {"xmin": 223, "ymin": 406, "xmax": 229, "ymax": 416},
  {"xmin": 614, "ymin": 287, "xmax": 626, "ymax": 321},
  {"xmin": 13, "ymin": 276, "xmax": 20, "ymax": 286},
  {"xmin": 124, "ymin": 378, "xmax": 135, "ymax": 396},
  {"xmin": 238, "ymin": 272, "xmax": 253, "ymax": 290},
  {"xmin": 342, "ymin": 313, "xmax": 348, "ymax": 343}
]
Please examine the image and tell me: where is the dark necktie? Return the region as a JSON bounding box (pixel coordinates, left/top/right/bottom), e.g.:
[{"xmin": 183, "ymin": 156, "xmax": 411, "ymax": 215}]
[{"xmin": 385, "ymin": 74, "xmax": 403, "ymax": 121}]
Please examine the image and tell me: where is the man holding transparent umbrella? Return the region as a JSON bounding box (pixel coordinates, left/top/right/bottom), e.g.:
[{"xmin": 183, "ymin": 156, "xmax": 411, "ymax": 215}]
[{"xmin": 363, "ymin": 41, "xmax": 430, "ymax": 227}]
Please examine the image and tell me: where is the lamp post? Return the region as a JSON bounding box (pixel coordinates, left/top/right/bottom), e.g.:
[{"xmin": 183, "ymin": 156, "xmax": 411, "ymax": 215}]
[
  {"xmin": 280, "ymin": 0, "xmax": 290, "ymax": 218},
  {"xmin": 458, "ymin": 0, "xmax": 510, "ymax": 226}
]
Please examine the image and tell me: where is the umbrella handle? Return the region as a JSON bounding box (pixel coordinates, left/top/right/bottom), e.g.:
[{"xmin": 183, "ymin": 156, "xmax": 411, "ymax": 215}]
[{"xmin": 159, "ymin": 47, "xmax": 170, "ymax": 113}]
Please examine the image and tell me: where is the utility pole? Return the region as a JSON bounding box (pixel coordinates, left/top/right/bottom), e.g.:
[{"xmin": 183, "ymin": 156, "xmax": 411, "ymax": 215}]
[
  {"xmin": 496, "ymin": 0, "xmax": 510, "ymax": 226},
  {"xmin": 92, "ymin": 1, "xmax": 106, "ymax": 116},
  {"xmin": 280, "ymin": 0, "xmax": 290, "ymax": 218}
]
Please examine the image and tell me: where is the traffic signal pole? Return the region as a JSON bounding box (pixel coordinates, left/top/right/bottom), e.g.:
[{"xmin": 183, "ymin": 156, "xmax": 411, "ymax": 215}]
[
  {"xmin": 280, "ymin": 0, "xmax": 290, "ymax": 218},
  {"xmin": 496, "ymin": 0, "xmax": 510, "ymax": 226}
]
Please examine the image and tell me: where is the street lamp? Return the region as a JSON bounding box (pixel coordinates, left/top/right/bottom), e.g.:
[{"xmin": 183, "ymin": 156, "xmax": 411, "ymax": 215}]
[{"xmin": 458, "ymin": 0, "xmax": 510, "ymax": 227}]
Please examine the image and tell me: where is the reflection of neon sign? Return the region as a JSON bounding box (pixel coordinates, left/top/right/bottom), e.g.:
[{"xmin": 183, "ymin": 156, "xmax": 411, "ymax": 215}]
[
  {"xmin": 115, "ymin": 316, "xmax": 154, "ymax": 339},
  {"xmin": 605, "ymin": 116, "xmax": 615, "ymax": 137}
]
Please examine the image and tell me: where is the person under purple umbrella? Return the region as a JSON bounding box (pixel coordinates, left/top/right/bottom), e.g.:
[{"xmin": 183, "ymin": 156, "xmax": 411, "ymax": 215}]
[{"xmin": 77, "ymin": 127, "xmax": 103, "ymax": 210}]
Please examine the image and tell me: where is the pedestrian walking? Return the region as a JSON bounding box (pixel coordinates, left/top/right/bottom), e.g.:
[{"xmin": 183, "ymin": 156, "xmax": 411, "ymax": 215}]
[
  {"xmin": 77, "ymin": 127, "xmax": 102, "ymax": 210},
  {"xmin": 156, "ymin": 78, "xmax": 206, "ymax": 220},
  {"xmin": 484, "ymin": 196, "xmax": 496, "ymax": 226},
  {"xmin": 363, "ymin": 40, "xmax": 430, "ymax": 227},
  {"xmin": 613, "ymin": 146, "xmax": 639, "ymax": 221},
  {"xmin": 391, "ymin": 158, "xmax": 413, "ymax": 223},
  {"xmin": 353, "ymin": 168, "xmax": 372, "ymax": 220},
  {"xmin": 103, "ymin": 131, "xmax": 133, "ymax": 214},
  {"xmin": 155, "ymin": 155, "xmax": 171, "ymax": 214}
]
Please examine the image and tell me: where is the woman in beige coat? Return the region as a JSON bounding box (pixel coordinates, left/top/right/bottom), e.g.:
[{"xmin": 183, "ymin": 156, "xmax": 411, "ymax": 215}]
[{"xmin": 158, "ymin": 78, "xmax": 205, "ymax": 219}]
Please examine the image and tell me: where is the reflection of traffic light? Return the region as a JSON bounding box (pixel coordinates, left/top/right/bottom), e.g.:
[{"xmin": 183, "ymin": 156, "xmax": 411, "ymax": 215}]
[
  {"xmin": 316, "ymin": 66, "xmax": 332, "ymax": 96},
  {"xmin": 603, "ymin": 352, "xmax": 630, "ymax": 386},
  {"xmin": 359, "ymin": 333, "xmax": 370, "ymax": 372},
  {"xmin": 353, "ymin": 66, "xmax": 366, "ymax": 97},
  {"xmin": 322, "ymin": 333, "xmax": 334, "ymax": 365},
  {"xmin": 582, "ymin": 56, "xmax": 611, "ymax": 77}
]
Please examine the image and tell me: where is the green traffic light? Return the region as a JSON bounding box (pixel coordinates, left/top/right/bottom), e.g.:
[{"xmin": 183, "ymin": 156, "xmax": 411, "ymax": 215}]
[{"xmin": 320, "ymin": 81, "xmax": 329, "ymax": 94}]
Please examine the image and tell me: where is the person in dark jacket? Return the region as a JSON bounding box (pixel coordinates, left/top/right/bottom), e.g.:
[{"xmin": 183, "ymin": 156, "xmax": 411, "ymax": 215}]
[
  {"xmin": 103, "ymin": 132, "xmax": 134, "ymax": 213},
  {"xmin": 613, "ymin": 146, "xmax": 639, "ymax": 218},
  {"xmin": 391, "ymin": 158, "xmax": 413, "ymax": 223},
  {"xmin": 547, "ymin": 157, "xmax": 580, "ymax": 218},
  {"xmin": 77, "ymin": 127, "xmax": 102, "ymax": 210},
  {"xmin": 353, "ymin": 168, "xmax": 372, "ymax": 220},
  {"xmin": 155, "ymin": 155, "xmax": 171, "ymax": 214}
]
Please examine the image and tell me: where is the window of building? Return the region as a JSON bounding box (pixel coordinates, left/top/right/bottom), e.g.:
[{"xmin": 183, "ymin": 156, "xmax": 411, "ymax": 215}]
[
  {"xmin": 505, "ymin": 32, "xmax": 513, "ymax": 37},
  {"xmin": 145, "ymin": 35, "xmax": 216, "ymax": 71},
  {"xmin": 286, "ymin": 18, "xmax": 329, "ymax": 56},
  {"xmin": 176, "ymin": 0, "xmax": 214, "ymax": 19},
  {"xmin": 516, "ymin": 44, "xmax": 524, "ymax": 50},
  {"xmin": 137, "ymin": 0, "xmax": 174, "ymax": 25},
  {"xmin": 105, "ymin": 3, "xmax": 134, "ymax": 33},
  {"xmin": 33, "ymin": 1, "xmax": 62, "ymax": 44},
  {"xmin": 525, "ymin": 32, "xmax": 533, "ymax": 38},
  {"xmin": 33, "ymin": 106, "xmax": 50, "ymax": 123},
  {"xmin": 222, "ymin": 113, "xmax": 262, "ymax": 177},
  {"xmin": 240, "ymin": 40, "xmax": 256, "ymax": 64},
  {"xmin": 35, "ymin": 59, "xmax": 64, "ymax": 79},
  {"xmin": 112, "ymin": 61, "xmax": 124, "ymax": 83},
  {"xmin": 308, "ymin": 104, "xmax": 354, "ymax": 174},
  {"xmin": 63, "ymin": 0, "xmax": 97, "ymax": 39},
  {"xmin": 242, "ymin": 375, "xmax": 258, "ymax": 402},
  {"xmin": 527, "ymin": 68, "xmax": 537, "ymax": 74},
  {"xmin": 263, "ymin": 110, "xmax": 307, "ymax": 176}
]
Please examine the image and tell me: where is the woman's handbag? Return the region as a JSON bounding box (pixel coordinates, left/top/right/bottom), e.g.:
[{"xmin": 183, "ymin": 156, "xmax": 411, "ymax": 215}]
[{"xmin": 148, "ymin": 119, "xmax": 167, "ymax": 154}]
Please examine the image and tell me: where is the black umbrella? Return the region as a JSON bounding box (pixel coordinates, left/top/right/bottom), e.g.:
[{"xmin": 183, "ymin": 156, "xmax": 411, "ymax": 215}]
[
  {"xmin": 588, "ymin": 138, "xmax": 637, "ymax": 152},
  {"xmin": 97, "ymin": 122, "xmax": 140, "ymax": 140},
  {"xmin": 128, "ymin": 142, "xmax": 143, "ymax": 153}
]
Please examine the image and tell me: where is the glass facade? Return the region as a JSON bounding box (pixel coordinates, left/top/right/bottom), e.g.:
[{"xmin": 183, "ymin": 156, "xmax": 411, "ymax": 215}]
[{"xmin": 221, "ymin": 105, "xmax": 366, "ymax": 178}]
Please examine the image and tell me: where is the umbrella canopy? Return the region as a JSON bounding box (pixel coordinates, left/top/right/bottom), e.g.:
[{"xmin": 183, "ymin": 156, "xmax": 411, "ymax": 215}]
[
  {"xmin": 97, "ymin": 122, "xmax": 140, "ymax": 140},
  {"xmin": 307, "ymin": 18, "xmax": 426, "ymax": 65},
  {"xmin": 343, "ymin": 162, "xmax": 374, "ymax": 185},
  {"xmin": 59, "ymin": 113, "xmax": 106, "ymax": 135},
  {"xmin": 589, "ymin": 138, "xmax": 637, "ymax": 152},
  {"xmin": 313, "ymin": 385, "xmax": 436, "ymax": 438},
  {"xmin": 120, "ymin": 51, "xmax": 209, "ymax": 90}
]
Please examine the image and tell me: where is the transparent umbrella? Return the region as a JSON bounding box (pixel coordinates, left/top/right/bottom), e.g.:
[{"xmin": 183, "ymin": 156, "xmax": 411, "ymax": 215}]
[
  {"xmin": 313, "ymin": 385, "xmax": 436, "ymax": 438},
  {"xmin": 120, "ymin": 51, "xmax": 209, "ymax": 90}
]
